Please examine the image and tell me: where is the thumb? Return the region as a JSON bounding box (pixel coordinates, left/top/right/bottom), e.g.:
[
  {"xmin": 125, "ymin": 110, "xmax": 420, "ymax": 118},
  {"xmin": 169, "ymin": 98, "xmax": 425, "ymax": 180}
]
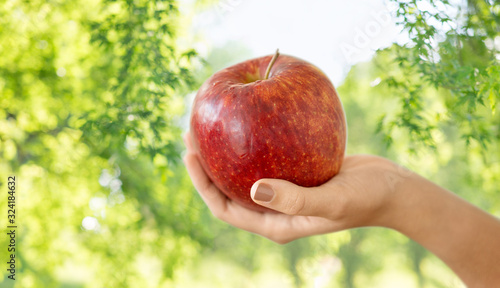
[{"xmin": 250, "ymin": 179, "xmax": 328, "ymax": 216}]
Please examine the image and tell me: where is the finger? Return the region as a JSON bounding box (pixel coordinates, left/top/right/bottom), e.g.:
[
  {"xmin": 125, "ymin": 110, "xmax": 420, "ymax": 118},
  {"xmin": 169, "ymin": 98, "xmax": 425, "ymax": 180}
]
[
  {"xmin": 183, "ymin": 151, "xmax": 288, "ymax": 232},
  {"xmin": 183, "ymin": 132, "xmax": 194, "ymax": 152},
  {"xmin": 184, "ymin": 145, "xmax": 335, "ymax": 241},
  {"xmin": 250, "ymin": 179, "xmax": 344, "ymax": 218},
  {"xmin": 286, "ymin": 215, "xmax": 345, "ymax": 239},
  {"xmin": 183, "ymin": 150, "xmax": 221, "ymax": 201},
  {"xmin": 183, "ymin": 150, "xmax": 275, "ymax": 230}
]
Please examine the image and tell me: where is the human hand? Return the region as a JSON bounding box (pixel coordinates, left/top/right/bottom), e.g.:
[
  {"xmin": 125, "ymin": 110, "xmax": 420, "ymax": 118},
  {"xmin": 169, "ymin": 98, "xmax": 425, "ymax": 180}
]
[
  {"xmin": 183, "ymin": 133, "xmax": 409, "ymax": 244},
  {"xmin": 184, "ymin": 132, "xmax": 500, "ymax": 286}
]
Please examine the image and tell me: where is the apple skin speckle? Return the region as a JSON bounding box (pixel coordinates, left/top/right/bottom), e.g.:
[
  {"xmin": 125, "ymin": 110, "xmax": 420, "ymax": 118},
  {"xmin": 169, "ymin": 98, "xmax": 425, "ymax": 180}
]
[{"xmin": 190, "ymin": 54, "xmax": 347, "ymax": 212}]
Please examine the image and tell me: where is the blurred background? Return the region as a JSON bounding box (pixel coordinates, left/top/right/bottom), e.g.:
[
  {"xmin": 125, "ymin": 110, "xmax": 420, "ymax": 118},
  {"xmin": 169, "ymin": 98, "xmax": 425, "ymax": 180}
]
[{"xmin": 0, "ymin": 0, "xmax": 499, "ymax": 287}]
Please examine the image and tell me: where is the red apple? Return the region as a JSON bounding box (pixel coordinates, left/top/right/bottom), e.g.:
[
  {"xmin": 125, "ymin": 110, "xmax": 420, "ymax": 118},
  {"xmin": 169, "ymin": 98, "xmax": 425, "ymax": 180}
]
[{"xmin": 190, "ymin": 50, "xmax": 347, "ymax": 212}]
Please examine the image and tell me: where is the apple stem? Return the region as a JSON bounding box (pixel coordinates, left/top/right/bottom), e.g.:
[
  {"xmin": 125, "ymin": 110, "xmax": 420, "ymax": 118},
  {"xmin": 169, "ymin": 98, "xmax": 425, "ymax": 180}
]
[{"xmin": 264, "ymin": 49, "xmax": 280, "ymax": 80}]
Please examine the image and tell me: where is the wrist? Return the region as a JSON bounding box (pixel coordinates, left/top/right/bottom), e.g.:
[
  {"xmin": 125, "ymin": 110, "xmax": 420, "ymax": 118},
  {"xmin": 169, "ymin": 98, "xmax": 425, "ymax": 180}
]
[
  {"xmin": 373, "ymin": 166, "xmax": 427, "ymax": 231},
  {"xmin": 375, "ymin": 168, "xmax": 500, "ymax": 287}
]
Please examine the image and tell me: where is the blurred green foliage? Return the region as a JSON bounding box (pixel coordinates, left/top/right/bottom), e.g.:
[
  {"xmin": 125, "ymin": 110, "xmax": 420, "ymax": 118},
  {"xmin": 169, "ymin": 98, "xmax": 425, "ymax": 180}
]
[
  {"xmin": 0, "ymin": 0, "xmax": 499, "ymax": 287},
  {"xmin": 380, "ymin": 0, "xmax": 500, "ymax": 151}
]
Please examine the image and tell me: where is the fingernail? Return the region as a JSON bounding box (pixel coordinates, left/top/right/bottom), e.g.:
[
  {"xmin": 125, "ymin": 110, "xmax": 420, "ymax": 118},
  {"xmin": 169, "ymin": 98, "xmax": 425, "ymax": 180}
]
[{"xmin": 253, "ymin": 183, "xmax": 274, "ymax": 202}]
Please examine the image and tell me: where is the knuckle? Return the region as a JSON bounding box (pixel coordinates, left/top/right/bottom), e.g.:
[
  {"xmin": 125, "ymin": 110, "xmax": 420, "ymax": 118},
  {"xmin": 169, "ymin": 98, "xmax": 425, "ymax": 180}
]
[
  {"xmin": 270, "ymin": 234, "xmax": 292, "ymax": 245},
  {"xmin": 210, "ymin": 206, "xmax": 226, "ymax": 221},
  {"xmin": 334, "ymin": 194, "xmax": 349, "ymax": 219},
  {"xmin": 210, "ymin": 209, "xmax": 223, "ymax": 220},
  {"xmin": 262, "ymin": 225, "xmax": 293, "ymax": 244},
  {"xmin": 274, "ymin": 239, "xmax": 290, "ymax": 245},
  {"xmin": 327, "ymin": 182, "xmax": 350, "ymax": 219},
  {"xmin": 283, "ymin": 191, "xmax": 306, "ymax": 215}
]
